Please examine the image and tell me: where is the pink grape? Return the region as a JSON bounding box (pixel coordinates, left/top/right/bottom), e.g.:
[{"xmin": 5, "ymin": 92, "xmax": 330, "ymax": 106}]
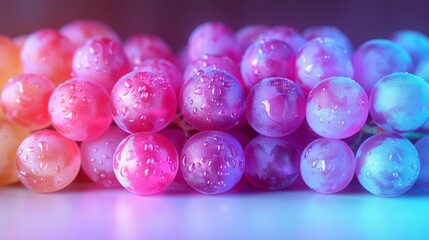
[
  {"xmin": 295, "ymin": 37, "xmax": 354, "ymax": 94},
  {"xmin": 0, "ymin": 120, "xmax": 29, "ymax": 185},
  {"xmin": 48, "ymin": 78, "xmax": 112, "ymax": 141},
  {"xmin": 16, "ymin": 130, "xmax": 81, "ymax": 193},
  {"xmin": 188, "ymin": 21, "xmax": 240, "ymax": 62},
  {"xmin": 72, "ymin": 37, "xmax": 130, "ymax": 92},
  {"xmin": 1, "ymin": 74, "xmax": 55, "ymax": 131},
  {"xmin": 180, "ymin": 130, "xmax": 245, "ymax": 194},
  {"xmin": 256, "ymin": 25, "xmax": 306, "ymax": 53},
  {"xmin": 123, "ymin": 34, "xmax": 174, "ymax": 69},
  {"xmin": 180, "ymin": 69, "xmax": 245, "ymax": 131},
  {"xmin": 352, "ymin": 39, "xmax": 413, "ymax": 94},
  {"xmin": 113, "ymin": 132, "xmax": 179, "ymax": 195},
  {"xmin": 136, "ymin": 58, "xmax": 183, "ymax": 101},
  {"xmin": 235, "ymin": 24, "xmax": 269, "ymax": 53},
  {"xmin": 306, "ymin": 76, "xmax": 369, "ymax": 139},
  {"xmin": 111, "ymin": 71, "xmax": 177, "ymax": 133},
  {"xmin": 302, "ymin": 25, "xmax": 354, "ymax": 53},
  {"xmin": 241, "ymin": 39, "xmax": 295, "ymax": 90},
  {"xmin": 60, "ymin": 19, "xmax": 120, "ymax": 48},
  {"xmin": 245, "ymin": 135, "xmax": 300, "ymax": 190},
  {"xmin": 21, "ymin": 29, "xmax": 74, "ymax": 86},
  {"xmin": 81, "ymin": 126, "xmax": 129, "ymax": 188},
  {"xmin": 300, "ymin": 138, "xmax": 355, "ymax": 194},
  {"xmin": 246, "ymin": 77, "xmax": 305, "ymax": 137}
]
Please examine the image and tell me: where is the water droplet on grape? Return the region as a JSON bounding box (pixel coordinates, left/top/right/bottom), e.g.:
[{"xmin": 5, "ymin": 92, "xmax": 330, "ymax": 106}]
[
  {"xmin": 38, "ymin": 141, "xmax": 48, "ymax": 152},
  {"xmin": 120, "ymin": 167, "xmax": 129, "ymax": 177},
  {"xmin": 126, "ymin": 150, "xmax": 135, "ymax": 160},
  {"xmin": 39, "ymin": 161, "xmax": 48, "ymax": 170},
  {"xmin": 226, "ymin": 158, "xmax": 236, "ymax": 168}
]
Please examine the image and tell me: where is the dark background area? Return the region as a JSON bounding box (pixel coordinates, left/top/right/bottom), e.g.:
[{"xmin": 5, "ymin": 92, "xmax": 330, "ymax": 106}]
[{"xmin": 0, "ymin": 0, "xmax": 427, "ymax": 51}]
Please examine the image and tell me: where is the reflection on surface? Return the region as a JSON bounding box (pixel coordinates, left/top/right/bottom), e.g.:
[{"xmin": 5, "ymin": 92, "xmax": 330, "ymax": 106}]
[{"xmin": 0, "ymin": 179, "xmax": 428, "ymax": 239}]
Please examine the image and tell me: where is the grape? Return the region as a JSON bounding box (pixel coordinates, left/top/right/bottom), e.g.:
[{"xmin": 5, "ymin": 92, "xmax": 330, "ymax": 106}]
[
  {"xmin": 241, "ymin": 39, "xmax": 295, "ymax": 90},
  {"xmin": 180, "ymin": 69, "xmax": 245, "ymax": 131},
  {"xmin": 235, "ymin": 24, "xmax": 269, "ymax": 53},
  {"xmin": 60, "ymin": 19, "xmax": 120, "ymax": 48},
  {"xmin": 183, "ymin": 54, "xmax": 244, "ymax": 89},
  {"xmin": 72, "ymin": 37, "xmax": 130, "ymax": 92},
  {"xmin": 415, "ymin": 57, "xmax": 429, "ymax": 83},
  {"xmin": 355, "ymin": 133, "xmax": 420, "ymax": 197},
  {"xmin": 180, "ymin": 131, "xmax": 245, "ymax": 194},
  {"xmin": 80, "ymin": 126, "xmax": 129, "ymax": 188},
  {"xmin": 390, "ymin": 30, "xmax": 429, "ymax": 67},
  {"xmin": 123, "ymin": 34, "xmax": 174, "ymax": 69},
  {"xmin": 306, "ymin": 76, "xmax": 369, "ymax": 139},
  {"xmin": 16, "ymin": 130, "xmax": 81, "ymax": 193},
  {"xmin": 245, "ymin": 135, "xmax": 300, "ymax": 190},
  {"xmin": 111, "ymin": 71, "xmax": 177, "ymax": 133},
  {"xmin": 256, "ymin": 25, "xmax": 306, "ymax": 53},
  {"xmin": 188, "ymin": 21, "xmax": 240, "ymax": 62},
  {"xmin": 1, "ymin": 74, "xmax": 55, "ymax": 131},
  {"xmin": 0, "ymin": 35, "xmax": 21, "ymax": 88},
  {"xmin": 246, "ymin": 77, "xmax": 305, "ymax": 137},
  {"xmin": 0, "ymin": 120, "xmax": 29, "ymax": 185},
  {"xmin": 301, "ymin": 138, "xmax": 355, "ymax": 193},
  {"xmin": 159, "ymin": 127, "xmax": 187, "ymax": 184},
  {"xmin": 136, "ymin": 58, "xmax": 183, "ymax": 101},
  {"xmin": 302, "ymin": 25, "xmax": 353, "ymax": 53},
  {"xmin": 48, "ymin": 78, "xmax": 112, "ymax": 141},
  {"xmin": 415, "ymin": 136, "xmax": 429, "ymax": 191},
  {"xmin": 352, "ymin": 39, "xmax": 413, "ymax": 94},
  {"xmin": 369, "ymin": 72, "xmax": 429, "ymax": 133},
  {"xmin": 295, "ymin": 38, "xmax": 354, "ymax": 94},
  {"xmin": 113, "ymin": 132, "xmax": 178, "ymax": 195},
  {"xmin": 21, "ymin": 29, "xmax": 74, "ymax": 86}
]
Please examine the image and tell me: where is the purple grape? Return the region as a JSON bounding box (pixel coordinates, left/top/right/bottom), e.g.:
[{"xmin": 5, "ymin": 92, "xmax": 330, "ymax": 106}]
[
  {"xmin": 240, "ymin": 39, "xmax": 295, "ymax": 91},
  {"xmin": 235, "ymin": 24, "xmax": 269, "ymax": 53},
  {"xmin": 245, "ymin": 135, "xmax": 300, "ymax": 190},
  {"xmin": 180, "ymin": 131, "xmax": 245, "ymax": 194},
  {"xmin": 352, "ymin": 39, "xmax": 413, "ymax": 94},
  {"xmin": 356, "ymin": 133, "xmax": 420, "ymax": 197},
  {"xmin": 369, "ymin": 72, "xmax": 429, "ymax": 133},
  {"xmin": 301, "ymin": 138, "xmax": 355, "ymax": 194},
  {"xmin": 246, "ymin": 77, "xmax": 305, "ymax": 137},
  {"xmin": 415, "ymin": 136, "xmax": 429, "ymax": 191},
  {"xmin": 306, "ymin": 77, "xmax": 369, "ymax": 139},
  {"xmin": 302, "ymin": 25, "xmax": 353, "ymax": 53},
  {"xmin": 180, "ymin": 69, "xmax": 245, "ymax": 131},
  {"xmin": 256, "ymin": 26, "xmax": 306, "ymax": 53},
  {"xmin": 295, "ymin": 37, "xmax": 354, "ymax": 94}
]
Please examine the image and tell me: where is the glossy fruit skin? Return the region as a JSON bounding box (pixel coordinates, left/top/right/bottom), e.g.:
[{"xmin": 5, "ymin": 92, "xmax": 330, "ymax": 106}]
[
  {"xmin": 303, "ymin": 25, "xmax": 354, "ymax": 53},
  {"xmin": 235, "ymin": 24, "xmax": 269, "ymax": 53},
  {"xmin": 180, "ymin": 69, "xmax": 245, "ymax": 131},
  {"xmin": 415, "ymin": 136, "xmax": 429, "ymax": 191},
  {"xmin": 111, "ymin": 71, "xmax": 177, "ymax": 133},
  {"xmin": 355, "ymin": 133, "xmax": 420, "ymax": 197},
  {"xmin": 180, "ymin": 131, "xmax": 245, "ymax": 194},
  {"xmin": 246, "ymin": 77, "xmax": 305, "ymax": 137},
  {"xmin": 48, "ymin": 78, "xmax": 112, "ymax": 141},
  {"xmin": 1, "ymin": 74, "xmax": 55, "ymax": 131},
  {"xmin": 16, "ymin": 130, "xmax": 81, "ymax": 193},
  {"xmin": 256, "ymin": 25, "xmax": 306, "ymax": 53},
  {"xmin": 113, "ymin": 132, "xmax": 179, "ymax": 195}
]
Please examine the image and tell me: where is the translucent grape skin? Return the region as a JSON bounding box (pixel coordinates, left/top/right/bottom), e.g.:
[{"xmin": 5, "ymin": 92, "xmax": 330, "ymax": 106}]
[
  {"xmin": 301, "ymin": 138, "xmax": 355, "ymax": 194},
  {"xmin": 306, "ymin": 77, "xmax": 369, "ymax": 139},
  {"xmin": 123, "ymin": 34, "xmax": 174, "ymax": 69},
  {"xmin": 0, "ymin": 120, "xmax": 29, "ymax": 185},
  {"xmin": 0, "ymin": 35, "xmax": 21, "ymax": 89},
  {"xmin": 1, "ymin": 74, "xmax": 55, "ymax": 131},
  {"xmin": 21, "ymin": 29, "xmax": 74, "ymax": 86},
  {"xmin": 295, "ymin": 37, "xmax": 354, "ymax": 94},
  {"xmin": 60, "ymin": 19, "xmax": 121, "ymax": 48},
  {"xmin": 48, "ymin": 78, "xmax": 112, "ymax": 141},
  {"xmin": 111, "ymin": 71, "xmax": 177, "ymax": 133},
  {"xmin": 245, "ymin": 135, "xmax": 300, "ymax": 190},
  {"xmin": 80, "ymin": 126, "xmax": 129, "ymax": 188},
  {"xmin": 235, "ymin": 24, "xmax": 269, "ymax": 54},
  {"xmin": 302, "ymin": 25, "xmax": 354, "ymax": 53},
  {"xmin": 16, "ymin": 130, "xmax": 81, "ymax": 193},
  {"xmin": 369, "ymin": 72, "xmax": 429, "ymax": 133},
  {"xmin": 159, "ymin": 127, "xmax": 187, "ymax": 184},
  {"xmin": 113, "ymin": 132, "xmax": 179, "ymax": 195},
  {"xmin": 72, "ymin": 37, "xmax": 131, "ymax": 92},
  {"xmin": 180, "ymin": 131, "xmax": 245, "ymax": 194},
  {"xmin": 188, "ymin": 21, "xmax": 241, "ymax": 62},
  {"xmin": 355, "ymin": 133, "xmax": 420, "ymax": 197},
  {"xmin": 256, "ymin": 25, "xmax": 306, "ymax": 53},
  {"xmin": 180, "ymin": 69, "xmax": 245, "ymax": 131},
  {"xmin": 415, "ymin": 136, "xmax": 429, "ymax": 191},
  {"xmin": 390, "ymin": 30, "xmax": 429, "ymax": 67},
  {"xmin": 241, "ymin": 39, "xmax": 295, "ymax": 91},
  {"xmin": 415, "ymin": 57, "xmax": 429, "ymax": 83},
  {"xmin": 352, "ymin": 39, "xmax": 413, "ymax": 94},
  {"xmin": 246, "ymin": 77, "xmax": 305, "ymax": 137}
]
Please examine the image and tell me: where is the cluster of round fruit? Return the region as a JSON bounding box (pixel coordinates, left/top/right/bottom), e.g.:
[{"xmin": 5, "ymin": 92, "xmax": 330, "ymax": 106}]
[{"xmin": 0, "ymin": 19, "xmax": 428, "ymax": 197}]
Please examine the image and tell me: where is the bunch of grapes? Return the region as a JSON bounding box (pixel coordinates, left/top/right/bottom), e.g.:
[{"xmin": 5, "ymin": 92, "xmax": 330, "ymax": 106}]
[{"xmin": 1, "ymin": 19, "xmax": 429, "ymax": 197}]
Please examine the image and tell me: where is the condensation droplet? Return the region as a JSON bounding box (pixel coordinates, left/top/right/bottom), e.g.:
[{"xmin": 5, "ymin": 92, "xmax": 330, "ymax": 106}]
[{"xmin": 187, "ymin": 163, "xmax": 196, "ymax": 173}]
